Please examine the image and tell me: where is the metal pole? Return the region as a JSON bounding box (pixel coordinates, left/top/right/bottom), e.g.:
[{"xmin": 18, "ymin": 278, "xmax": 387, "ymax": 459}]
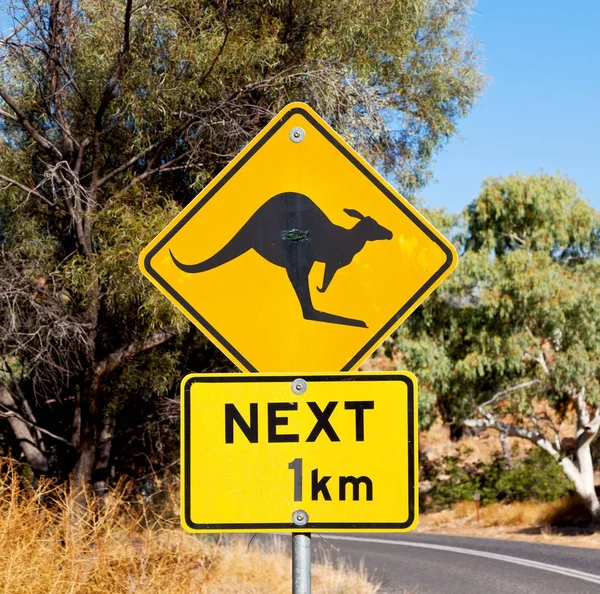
[{"xmin": 292, "ymin": 532, "xmax": 311, "ymax": 594}]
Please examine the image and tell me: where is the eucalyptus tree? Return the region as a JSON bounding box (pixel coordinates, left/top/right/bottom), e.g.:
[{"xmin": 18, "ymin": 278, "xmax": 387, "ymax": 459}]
[
  {"xmin": 0, "ymin": 0, "xmax": 484, "ymax": 492},
  {"xmin": 395, "ymin": 174, "xmax": 600, "ymax": 519}
]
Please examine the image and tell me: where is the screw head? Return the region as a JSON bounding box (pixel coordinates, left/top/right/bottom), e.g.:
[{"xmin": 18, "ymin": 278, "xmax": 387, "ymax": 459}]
[
  {"xmin": 289, "ymin": 126, "xmax": 305, "ymax": 143},
  {"xmin": 292, "ymin": 509, "xmax": 308, "ymax": 526},
  {"xmin": 291, "ymin": 378, "xmax": 307, "ymax": 395}
]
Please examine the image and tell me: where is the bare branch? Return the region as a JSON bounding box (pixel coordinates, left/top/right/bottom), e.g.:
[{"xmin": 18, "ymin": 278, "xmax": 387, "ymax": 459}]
[
  {"xmin": 0, "ymin": 404, "xmax": 72, "ymax": 447},
  {"xmin": 464, "ymin": 414, "xmax": 559, "ymax": 460},
  {"xmin": 525, "ymin": 350, "xmax": 550, "ymax": 375},
  {"xmin": 0, "ymin": 173, "xmax": 58, "ymax": 208},
  {"xmin": 47, "ymin": 0, "xmax": 74, "ymax": 157},
  {"xmin": 479, "ymin": 379, "xmax": 542, "ymax": 409},
  {"xmin": 74, "ymin": 137, "xmax": 91, "ymax": 176},
  {"xmin": 571, "ymin": 387, "xmax": 590, "ymax": 427},
  {"xmin": 504, "ymin": 232, "xmax": 526, "ymax": 247},
  {"xmin": 0, "ymin": 174, "xmax": 67, "ymax": 215},
  {"xmin": 134, "ymin": 458, "xmax": 180, "ymax": 482},
  {"xmin": 0, "ymin": 107, "xmax": 18, "ymax": 121},
  {"xmin": 0, "ymin": 255, "xmax": 89, "ymax": 394},
  {"xmin": 0, "ymin": 4, "xmax": 42, "ymax": 46},
  {"xmin": 539, "ymin": 410, "xmax": 562, "ymax": 452}
]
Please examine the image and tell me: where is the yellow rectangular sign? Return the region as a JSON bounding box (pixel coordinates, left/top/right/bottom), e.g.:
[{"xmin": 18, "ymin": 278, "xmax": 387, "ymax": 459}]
[{"xmin": 181, "ymin": 373, "xmax": 418, "ymax": 533}]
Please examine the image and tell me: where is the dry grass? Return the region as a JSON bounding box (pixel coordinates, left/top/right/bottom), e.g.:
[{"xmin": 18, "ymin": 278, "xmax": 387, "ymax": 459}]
[
  {"xmin": 418, "ymin": 496, "xmax": 600, "ymax": 548},
  {"xmin": 423, "ymin": 499, "xmax": 546, "ymax": 528},
  {"xmin": 421, "ymin": 496, "xmax": 593, "ymax": 529},
  {"xmin": 208, "ymin": 538, "xmax": 379, "ymax": 594},
  {"xmin": 0, "ymin": 461, "xmax": 379, "ymax": 593}
]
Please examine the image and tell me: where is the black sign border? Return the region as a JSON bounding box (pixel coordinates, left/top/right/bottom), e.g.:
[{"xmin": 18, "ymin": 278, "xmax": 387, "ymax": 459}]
[
  {"xmin": 143, "ymin": 106, "xmax": 455, "ymax": 372},
  {"xmin": 183, "ymin": 373, "xmax": 416, "ymax": 531}
]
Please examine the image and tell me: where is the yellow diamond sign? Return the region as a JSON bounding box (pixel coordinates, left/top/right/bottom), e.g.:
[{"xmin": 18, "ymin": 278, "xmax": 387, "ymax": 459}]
[{"xmin": 139, "ymin": 103, "xmax": 457, "ymax": 372}]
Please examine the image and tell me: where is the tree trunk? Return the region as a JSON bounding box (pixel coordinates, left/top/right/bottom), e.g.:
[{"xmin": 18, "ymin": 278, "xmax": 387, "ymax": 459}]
[
  {"xmin": 71, "ymin": 381, "xmax": 97, "ymax": 492},
  {"xmin": 576, "ymin": 442, "xmax": 600, "ymax": 521},
  {"xmin": 560, "ymin": 454, "xmax": 600, "ymax": 522},
  {"xmin": 92, "ymin": 417, "xmax": 116, "ymax": 498},
  {"xmin": 0, "ymin": 385, "xmax": 48, "ymax": 472},
  {"xmin": 72, "ymin": 434, "xmax": 96, "ymax": 490},
  {"xmin": 464, "ymin": 405, "xmax": 600, "ymax": 522},
  {"xmin": 70, "ymin": 326, "xmax": 181, "ymax": 493},
  {"xmin": 568, "ymin": 389, "xmax": 600, "ymax": 522},
  {"xmin": 499, "ymin": 430, "xmax": 513, "ymax": 469}
]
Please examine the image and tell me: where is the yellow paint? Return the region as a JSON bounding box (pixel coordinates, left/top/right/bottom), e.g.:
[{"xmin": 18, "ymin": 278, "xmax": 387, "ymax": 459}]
[
  {"xmin": 139, "ymin": 103, "xmax": 457, "ymax": 372},
  {"xmin": 181, "ymin": 373, "xmax": 418, "ymax": 533}
]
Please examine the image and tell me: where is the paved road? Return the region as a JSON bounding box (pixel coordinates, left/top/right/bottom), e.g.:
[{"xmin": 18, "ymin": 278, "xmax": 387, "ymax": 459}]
[{"xmin": 306, "ymin": 533, "xmax": 600, "ymax": 593}]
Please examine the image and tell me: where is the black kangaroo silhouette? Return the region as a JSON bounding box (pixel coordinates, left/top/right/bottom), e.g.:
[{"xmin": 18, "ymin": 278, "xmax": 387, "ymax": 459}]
[{"xmin": 170, "ymin": 192, "xmax": 393, "ymax": 328}]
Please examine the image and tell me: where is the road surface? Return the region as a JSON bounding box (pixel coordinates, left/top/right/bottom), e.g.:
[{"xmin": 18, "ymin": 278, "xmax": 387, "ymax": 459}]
[{"xmin": 305, "ymin": 532, "xmax": 600, "ymax": 593}]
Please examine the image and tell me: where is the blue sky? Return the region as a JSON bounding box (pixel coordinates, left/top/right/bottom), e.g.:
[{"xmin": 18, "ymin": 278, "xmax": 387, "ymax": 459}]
[{"xmin": 420, "ymin": 0, "xmax": 600, "ymax": 214}]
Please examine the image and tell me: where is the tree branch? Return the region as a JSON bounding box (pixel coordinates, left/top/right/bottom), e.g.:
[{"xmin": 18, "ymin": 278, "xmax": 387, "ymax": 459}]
[
  {"xmin": 464, "ymin": 413, "xmax": 560, "ymax": 460},
  {"xmin": 134, "ymin": 458, "xmax": 180, "ymax": 482},
  {"xmin": 119, "ymin": 151, "xmax": 192, "ymax": 193},
  {"xmin": 90, "ymin": 326, "xmax": 181, "ymax": 390},
  {"xmin": 0, "ymin": 173, "xmax": 67, "ymax": 213},
  {"xmin": 0, "ymin": 108, "xmax": 18, "ymax": 121},
  {"xmin": 0, "ymin": 385, "xmax": 49, "ymax": 471},
  {"xmin": 466, "ymin": 378, "xmax": 562, "ymax": 459},
  {"xmin": 197, "ymin": 15, "xmax": 230, "ymax": 89},
  {"xmin": 89, "ymin": 0, "xmax": 133, "ymax": 215},
  {"xmin": 576, "ymin": 402, "xmax": 600, "ymax": 451},
  {"xmin": 479, "ymin": 379, "xmax": 542, "ymax": 409},
  {"xmin": 93, "ymin": 0, "xmax": 133, "ymax": 129},
  {"xmin": 0, "ymin": 405, "xmax": 73, "ymax": 447},
  {"xmin": 525, "ymin": 350, "xmax": 550, "ymax": 375},
  {"xmin": 48, "ymin": 0, "xmax": 74, "ymax": 158},
  {"xmin": 539, "ymin": 411, "xmax": 562, "ymax": 452},
  {"xmin": 0, "ymin": 5, "xmax": 42, "ymax": 46},
  {"xmin": 74, "ymin": 138, "xmax": 91, "ymax": 176},
  {"xmin": 571, "ymin": 387, "xmax": 590, "ymax": 427},
  {"xmin": 95, "ymin": 139, "xmax": 163, "ymax": 188},
  {"xmin": 0, "ymin": 87, "xmax": 62, "ymax": 157}
]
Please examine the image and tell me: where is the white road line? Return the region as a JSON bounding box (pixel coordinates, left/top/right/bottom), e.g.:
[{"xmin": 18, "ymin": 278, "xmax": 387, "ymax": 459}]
[{"xmin": 325, "ymin": 535, "xmax": 600, "ymax": 586}]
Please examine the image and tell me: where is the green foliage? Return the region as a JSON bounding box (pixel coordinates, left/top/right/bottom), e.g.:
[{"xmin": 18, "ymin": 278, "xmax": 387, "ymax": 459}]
[
  {"xmin": 466, "ymin": 175, "xmax": 600, "ymax": 258},
  {"xmin": 396, "ymin": 174, "xmax": 600, "ymax": 428},
  {"xmin": 0, "ymin": 0, "xmax": 484, "ymax": 483},
  {"xmin": 494, "ymin": 449, "xmax": 572, "ymax": 503},
  {"xmin": 422, "ymin": 449, "xmax": 572, "ymax": 511}
]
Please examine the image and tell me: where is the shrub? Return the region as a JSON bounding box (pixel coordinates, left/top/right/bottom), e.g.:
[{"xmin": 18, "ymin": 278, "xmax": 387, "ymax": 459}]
[
  {"xmin": 421, "ymin": 448, "xmax": 572, "ymax": 511},
  {"xmin": 495, "ymin": 448, "xmax": 572, "ymax": 503}
]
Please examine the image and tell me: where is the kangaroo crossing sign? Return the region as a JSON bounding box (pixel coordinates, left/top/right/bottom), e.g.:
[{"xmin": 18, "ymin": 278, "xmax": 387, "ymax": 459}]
[
  {"xmin": 181, "ymin": 373, "xmax": 417, "ymax": 532},
  {"xmin": 139, "ymin": 103, "xmax": 457, "ymax": 372}
]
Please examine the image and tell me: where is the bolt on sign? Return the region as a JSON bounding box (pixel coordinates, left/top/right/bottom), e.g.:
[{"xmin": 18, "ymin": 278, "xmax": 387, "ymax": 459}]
[
  {"xmin": 181, "ymin": 373, "xmax": 417, "ymax": 532},
  {"xmin": 139, "ymin": 103, "xmax": 457, "ymax": 372}
]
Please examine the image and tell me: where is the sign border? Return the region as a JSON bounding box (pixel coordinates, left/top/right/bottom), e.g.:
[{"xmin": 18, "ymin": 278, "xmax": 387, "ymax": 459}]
[
  {"xmin": 141, "ymin": 104, "xmax": 456, "ymax": 372},
  {"xmin": 182, "ymin": 372, "xmax": 417, "ymax": 532}
]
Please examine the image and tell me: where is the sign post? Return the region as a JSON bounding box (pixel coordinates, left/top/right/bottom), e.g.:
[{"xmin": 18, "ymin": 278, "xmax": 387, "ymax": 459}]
[
  {"xmin": 292, "ymin": 532, "xmax": 311, "ymax": 594},
  {"xmin": 139, "ymin": 102, "xmax": 457, "ymax": 592}
]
